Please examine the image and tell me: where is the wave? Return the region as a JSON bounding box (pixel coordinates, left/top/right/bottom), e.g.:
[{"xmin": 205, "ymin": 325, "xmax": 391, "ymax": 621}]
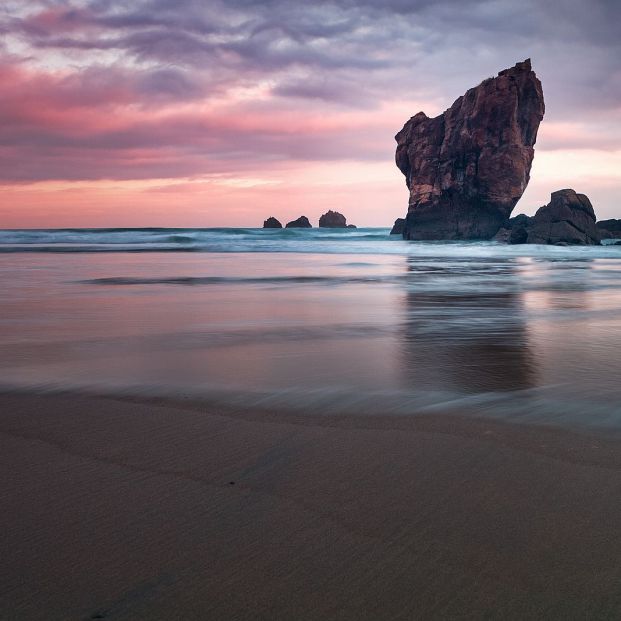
[
  {"xmin": 0, "ymin": 227, "xmax": 392, "ymax": 244},
  {"xmin": 1, "ymin": 227, "xmax": 620, "ymax": 258},
  {"xmin": 79, "ymin": 274, "xmax": 410, "ymax": 286},
  {"xmin": 3, "ymin": 379, "xmax": 621, "ymax": 435}
]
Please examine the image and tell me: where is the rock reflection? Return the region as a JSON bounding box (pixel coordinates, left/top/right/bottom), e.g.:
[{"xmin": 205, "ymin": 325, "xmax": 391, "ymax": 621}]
[
  {"xmin": 400, "ymin": 257, "xmax": 536, "ymax": 393},
  {"xmin": 524, "ymin": 257, "xmax": 595, "ymax": 314}
]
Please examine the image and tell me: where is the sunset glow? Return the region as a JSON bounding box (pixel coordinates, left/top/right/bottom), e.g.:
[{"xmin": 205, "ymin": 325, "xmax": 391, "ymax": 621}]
[{"xmin": 2, "ymin": 0, "xmax": 619, "ymax": 227}]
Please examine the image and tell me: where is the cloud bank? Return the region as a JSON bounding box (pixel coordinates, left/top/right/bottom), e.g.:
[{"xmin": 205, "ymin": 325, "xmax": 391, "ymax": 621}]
[{"xmin": 1, "ymin": 0, "xmax": 620, "ymax": 225}]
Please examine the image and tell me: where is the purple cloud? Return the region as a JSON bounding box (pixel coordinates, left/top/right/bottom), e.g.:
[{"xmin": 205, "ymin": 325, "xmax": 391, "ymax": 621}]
[{"xmin": 0, "ymin": 0, "xmax": 619, "ymax": 187}]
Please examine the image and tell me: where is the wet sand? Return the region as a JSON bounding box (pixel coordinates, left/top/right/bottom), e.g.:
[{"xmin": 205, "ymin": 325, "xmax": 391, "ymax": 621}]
[{"xmin": 2, "ymin": 391, "xmax": 621, "ymax": 620}]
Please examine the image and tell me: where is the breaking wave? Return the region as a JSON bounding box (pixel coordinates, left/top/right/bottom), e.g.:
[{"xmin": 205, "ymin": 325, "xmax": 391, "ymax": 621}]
[{"xmin": 1, "ymin": 227, "xmax": 620, "ymax": 257}]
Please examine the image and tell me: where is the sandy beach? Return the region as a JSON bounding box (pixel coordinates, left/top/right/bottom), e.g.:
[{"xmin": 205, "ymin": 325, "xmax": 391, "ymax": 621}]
[{"xmin": 2, "ymin": 391, "xmax": 621, "ymax": 620}]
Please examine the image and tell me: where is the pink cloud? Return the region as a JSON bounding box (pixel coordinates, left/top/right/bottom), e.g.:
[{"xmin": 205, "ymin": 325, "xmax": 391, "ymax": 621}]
[
  {"xmin": 2, "ymin": 0, "xmax": 620, "ymax": 227},
  {"xmin": 0, "ymin": 56, "xmax": 413, "ymax": 184}
]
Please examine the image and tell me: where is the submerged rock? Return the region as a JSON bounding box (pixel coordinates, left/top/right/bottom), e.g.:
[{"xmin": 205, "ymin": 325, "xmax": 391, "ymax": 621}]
[
  {"xmin": 346, "ymin": 224, "xmax": 357, "ymax": 229},
  {"xmin": 285, "ymin": 216, "xmax": 312, "ymax": 228},
  {"xmin": 263, "ymin": 216, "xmax": 282, "ymax": 229},
  {"xmin": 526, "ymin": 189, "xmax": 601, "ymax": 245},
  {"xmin": 390, "ymin": 218, "xmax": 406, "ymax": 235},
  {"xmin": 395, "ymin": 59, "xmax": 545, "ymax": 240},
  {"xmin": 319, "ymin": 210, "xmax": 347, "ymax": 228}
]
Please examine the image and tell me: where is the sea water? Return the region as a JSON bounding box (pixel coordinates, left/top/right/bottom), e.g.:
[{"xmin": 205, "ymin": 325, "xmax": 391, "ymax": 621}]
[{"xmin": 2, "ymin": 227, "xmax": 621, "ymax": 430}]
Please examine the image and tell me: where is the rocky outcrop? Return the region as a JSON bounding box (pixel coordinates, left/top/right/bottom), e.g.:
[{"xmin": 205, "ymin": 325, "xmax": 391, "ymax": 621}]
[
  {"xmin": 597, "ymin": 219, "xmax": 621, "ymax": 239},
  {"xmin": 493, "ymin": 191, "xmax": 602, "ymax": 245},
  {"xmin": 285, "ymin": 216, "xmax": 312, "ymax": 228},
  {"xmin": 395, "ymin": 59, "xmax": 545, "ymax": 240},
  {"xmin": 263, "ymin": 217, "xmax": 282, "ymax": 228},
  {"xmin": 390, "ymin": 218, "xmax": 406, "ymax": 235},
  {"xmin": 319, "ymin": 210, "xmax": 347, "ymax": 228},
  {"xmin": 525, "ymin": 189, "xmax": 601, "ymax": 245},
  {"xmin": 346, "ymin": 224, "xmax": 357, "ymax": 229}
]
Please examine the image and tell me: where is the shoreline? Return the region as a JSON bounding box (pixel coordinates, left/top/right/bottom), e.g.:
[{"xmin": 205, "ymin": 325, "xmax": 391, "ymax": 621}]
[{"xmin": 3, "ymin": 391, "xmax": 621, "ymax": 619}]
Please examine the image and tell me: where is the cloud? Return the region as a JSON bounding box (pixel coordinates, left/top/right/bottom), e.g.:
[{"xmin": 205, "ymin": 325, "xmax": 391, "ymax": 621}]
[
  {"xmin": 1, "ymin": 0, "xmax": 619, "ymax": 222},
  {"xmin": 0, "ymin": 54, "xmax": 405, "ymax": 182}
]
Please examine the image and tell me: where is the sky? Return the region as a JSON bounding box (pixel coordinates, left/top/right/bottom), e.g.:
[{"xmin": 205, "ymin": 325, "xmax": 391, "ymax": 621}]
[{"xmin": 1, "ymin": 0, "xmax": 620, "ymax": 228}]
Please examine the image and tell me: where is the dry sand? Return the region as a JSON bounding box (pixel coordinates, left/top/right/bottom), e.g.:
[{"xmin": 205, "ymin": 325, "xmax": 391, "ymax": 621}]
[{"xmin": 2, "ymin": 391, "xmax": 621, "ymax": 620}]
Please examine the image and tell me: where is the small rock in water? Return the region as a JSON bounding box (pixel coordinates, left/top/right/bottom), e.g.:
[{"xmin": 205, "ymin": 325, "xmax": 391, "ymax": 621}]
[
  {"xmin": 285, "ymin": 216, "xmax": 312, "ymax": 228},
  {"xmin": 319, "ymin": 210, "xmax": 347, "ymax": 228},
  {"xmin": 263, "ymin": 216, "xmax": 282, "ymax": 229},
  {"xmin": 598, "ymin": 219, "xmax": 621, "ymax": 239},
  {"xmin": 390, "ymin": 218, "xmax": 406, "ymax": 236}
]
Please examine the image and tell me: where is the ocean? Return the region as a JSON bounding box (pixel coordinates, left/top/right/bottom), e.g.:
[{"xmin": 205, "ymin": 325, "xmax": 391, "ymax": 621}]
[{"xmin": 2, "ymin": 227, "xmax": 621, "ymax": 431}]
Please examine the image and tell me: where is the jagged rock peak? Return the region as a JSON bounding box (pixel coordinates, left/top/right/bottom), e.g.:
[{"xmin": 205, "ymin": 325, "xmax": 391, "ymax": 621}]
[
  {"xmin": 498, "ymin": 58, "xmax": 532, "ymax": 76},
  {"xmin": 395, "ymin": 59, "xmax": 545, "ymax": 240}
]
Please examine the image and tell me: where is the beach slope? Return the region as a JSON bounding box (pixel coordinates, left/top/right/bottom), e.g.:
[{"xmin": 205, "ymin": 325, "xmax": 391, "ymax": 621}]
[{"xmin": 2, "ymin": 392, "xmax": 621, "ymax": 620}]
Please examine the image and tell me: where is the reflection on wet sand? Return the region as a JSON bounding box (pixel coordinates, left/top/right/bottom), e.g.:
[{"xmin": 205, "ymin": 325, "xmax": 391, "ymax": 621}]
[
  {"xmin": 2, "ymin": 250, "xmax": 621, "ymax": 426},
  {"xmin": 400, "ymin": 257, "xmax": 537, "ymax": 393}
]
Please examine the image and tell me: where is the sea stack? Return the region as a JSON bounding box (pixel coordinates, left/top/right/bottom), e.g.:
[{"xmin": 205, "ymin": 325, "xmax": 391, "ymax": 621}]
[
  {"xmin": 395, "ymin": 59, "xmax": 545, "ymax": 240},
  {"xmin": 263, "ymin": 217, "xmax": 282, "ymax": 228},
  {"xmin": 285, "ymin": 216, "xmax": 312, "ymax": 228},
  {"xmin": 319, "ymin": 210, "xmax": 348, "ymax": 228}
]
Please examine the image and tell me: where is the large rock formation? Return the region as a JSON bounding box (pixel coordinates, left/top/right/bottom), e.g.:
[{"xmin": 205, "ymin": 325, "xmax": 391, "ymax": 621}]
[
  {"xmin": 286, "ymin": 216, "xmax": 312, "ymax": 228},
  {"xmin": 319, "ymin": 210, "xmax": 348, "ymax": 228},
  {"xmin": 526, "ymin": 189, "xmax": 601, "ymax": 245},
  {"xmin": 263, "ymin": 216, "xmax": 282, "ymax": 228},
  {"xmin": 395, "ymin": 59, "xmax": 545, "ymax": 240}
]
